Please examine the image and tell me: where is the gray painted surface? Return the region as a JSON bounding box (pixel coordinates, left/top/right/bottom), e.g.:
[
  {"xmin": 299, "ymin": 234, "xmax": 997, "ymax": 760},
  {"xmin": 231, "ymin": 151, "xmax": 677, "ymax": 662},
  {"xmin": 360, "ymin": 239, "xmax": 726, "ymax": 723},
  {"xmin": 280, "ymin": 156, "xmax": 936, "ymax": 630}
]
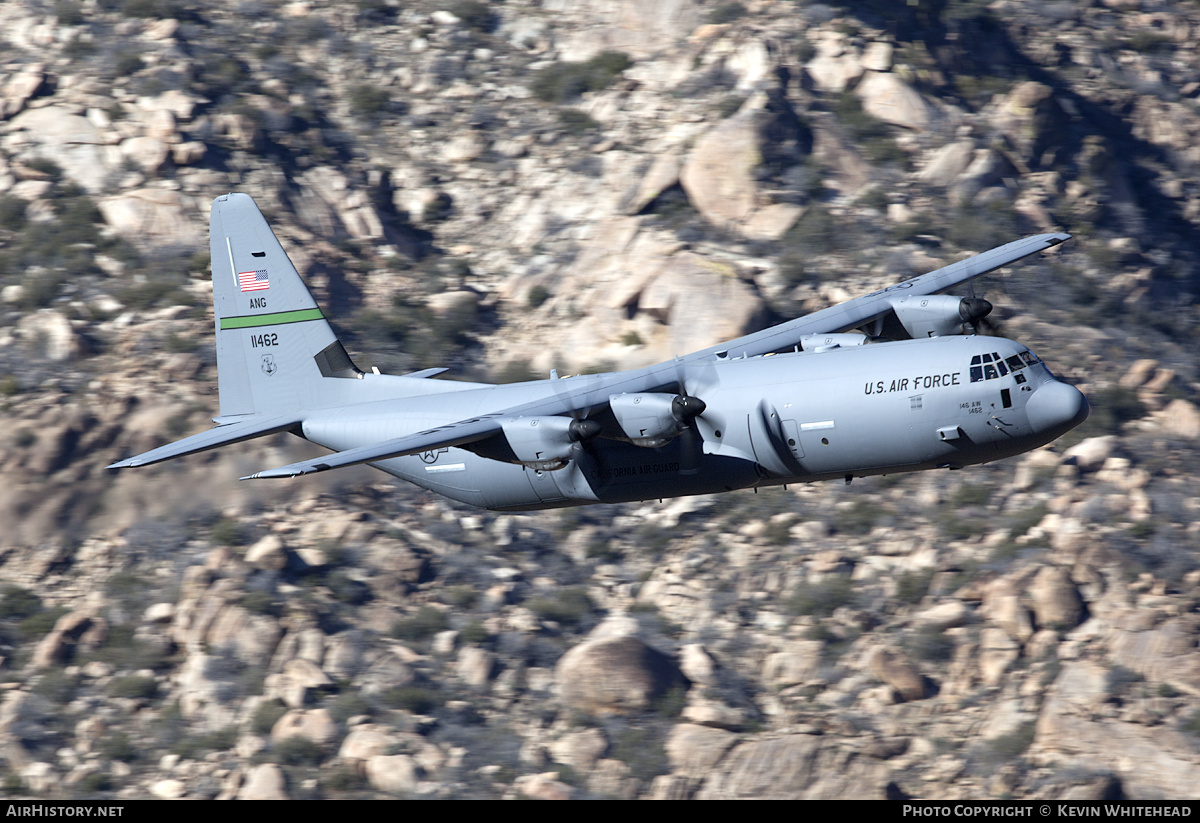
[{"xmin": 109, "ymin": 194, "xmax": 1087, "ymax": 511}]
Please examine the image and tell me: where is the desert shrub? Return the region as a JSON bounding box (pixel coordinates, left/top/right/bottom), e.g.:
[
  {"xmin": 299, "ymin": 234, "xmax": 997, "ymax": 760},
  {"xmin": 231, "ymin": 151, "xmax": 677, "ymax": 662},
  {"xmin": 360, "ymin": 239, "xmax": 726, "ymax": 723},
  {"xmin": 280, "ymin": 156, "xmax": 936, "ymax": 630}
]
[
  {"xmin": 786, "ymin": 575, "xmax": 854, "ymax": 617},
  {"xmin": 781, "ymin": 203, "xmax": 839, "ymax": 258},
  {"xmin": 895, "ymin": 569, "xmax": 934, "ymax": 605},
  {"xmin": 834, "ymin": 91, "xmax": 906, "ymax": 167},
  {"xmin": 907, "ymin": 625, "xmax": 954, "ymax": 662},
  {"xmin": 32, "ymin": 668, "xmax": 77, "ymax": 705},
  {"xmin": 531, "ymin": 51, "xmax": 632, "ymax": 103},
  {"xmin": 1077, "ymin": 385, "xmax": 1146, "ymax": 437},
  {"xmin": 381, "ymin": 686, "xmax": 439, "ymax": 714},
  {"xmin": 947, "ymin": 199, "xmax": 1020, "ymax": 251},
  {"xmin": 707, "ymin": 2, "xmax": 748, "ymax": 24},
  {"xmin": 950, "ymin": 483, "xmax": 991, "ymax": 508},
  {"xmin": 98, "ymin": 732, "xmax": 138, "ymax": 763},
  {"xmin": 323, "ymin": 763, "xmax": 367, "ymax": 792},
  {"xmin": 76, "ymin": 772, "xmax": 112, "ymax": 793},
  {"xmin": 251, "ymin": 700, "xmax": 288, "ymax": 736},
  {"xmin": 460, "ymin": 621, "xmax": 489, "ymax": 646},
  {"xmin": 444, "ymin": 585, "xmax": 478, "ymax": 609},
  {"xmin": 558, "ymin": 108, "xmax": 599, "ymax": 133},
  {"xmin": 0, "ymin": 196, "xmax": 28, "ymax": 232},
  {"xmin": 241, "ymin": 589, "xmax": 282, "ymax": 617},
  {"xmin": 273, "ymin": 736, "xmax": 324, "ymax": 767},
  {"xmin": 611, "ymin": 726, "xmax": 670, "ymax": 782},
  {"xmin": 327, "ymin": 692, "xmax": 372, "ymax": 724},
  {"xmin": 106, "ymin": 675, "xmax": 158, "ymax": 700},
  {"xmin": 391, "ymin": 605, "xmax": 449, "ymax": 641},
  {"xmin": 210, "ymin": 517, "xmax": 246, "ymax": 547},
  {"xmin": 527, "ymin": 587, "xmax": 593, "ymax": 627},
  {"xmin": 327, "ymin": 570, "xmax": 371, "ymax": 606},
  {"xmin": 452, "ymin": 0, "xmax": 495, "ymax": 32},
  {"xmin": 834, "ymin": 499, "xmax": 884, "ymax": 535},
  {"xmin": 171, "ymin": 726, "xmax": 238, "ymax": 760},
  {"xmin": 0, "ymin": 586, "xmax": 41, "ymax": 619},
  {"xmin": 15, "ymin": 607, "xmax": 69, "ymax": 643},
  {"xmin": 349, "ymin": 84, "xmax": 389, "ymax": 120}
]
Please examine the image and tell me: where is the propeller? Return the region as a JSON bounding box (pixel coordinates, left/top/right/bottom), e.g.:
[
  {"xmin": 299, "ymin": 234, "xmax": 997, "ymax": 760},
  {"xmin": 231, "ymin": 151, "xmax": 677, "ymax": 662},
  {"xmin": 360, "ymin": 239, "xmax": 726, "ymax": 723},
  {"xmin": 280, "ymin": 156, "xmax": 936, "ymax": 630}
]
[
  {"xmin": 965, "ymin": 279, "xmax": 1003, "ymax": 336},
  {"xmin": 958, "ymin": 295, "xmax": 994, "ymax": 334},
  {"xmin": 673, "ymin": 358, "xmax": 715, "ymax": 475}
]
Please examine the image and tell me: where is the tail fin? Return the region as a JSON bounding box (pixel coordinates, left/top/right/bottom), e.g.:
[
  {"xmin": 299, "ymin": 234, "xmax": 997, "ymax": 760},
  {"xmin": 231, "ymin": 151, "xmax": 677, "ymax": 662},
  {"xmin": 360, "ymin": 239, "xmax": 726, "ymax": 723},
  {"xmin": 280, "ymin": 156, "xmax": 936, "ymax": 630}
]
[{"xmin": 209, "ymin": 193, "xmax": 360, "ymax": 418}]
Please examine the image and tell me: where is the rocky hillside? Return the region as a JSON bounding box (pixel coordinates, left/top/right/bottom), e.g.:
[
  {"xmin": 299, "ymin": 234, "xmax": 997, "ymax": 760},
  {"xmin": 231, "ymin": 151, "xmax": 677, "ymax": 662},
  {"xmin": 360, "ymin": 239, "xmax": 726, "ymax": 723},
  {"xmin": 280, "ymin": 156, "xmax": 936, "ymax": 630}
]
[{"xmin": 1, "ymin": 0, "xmax": 1200, "ymax": 800}]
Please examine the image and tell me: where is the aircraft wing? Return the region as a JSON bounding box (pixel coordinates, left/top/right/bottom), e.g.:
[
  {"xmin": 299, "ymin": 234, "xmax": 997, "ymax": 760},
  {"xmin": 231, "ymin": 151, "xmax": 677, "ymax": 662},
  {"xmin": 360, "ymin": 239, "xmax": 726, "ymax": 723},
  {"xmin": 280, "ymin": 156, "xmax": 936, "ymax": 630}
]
[
  {"xmin": 108, "ymin": 413, "xmax": 303, "ymax": 469},
  {"xmin": 684, "ymin": 232, "xmax": 1071, "ymax": 361},
  {"xmin": 242, "ymin": 368, "xmax": 687, "ymax": 478},
  {"xmin": 241, "ymin": 232, "xmax": 1069, "ymax": 479}
]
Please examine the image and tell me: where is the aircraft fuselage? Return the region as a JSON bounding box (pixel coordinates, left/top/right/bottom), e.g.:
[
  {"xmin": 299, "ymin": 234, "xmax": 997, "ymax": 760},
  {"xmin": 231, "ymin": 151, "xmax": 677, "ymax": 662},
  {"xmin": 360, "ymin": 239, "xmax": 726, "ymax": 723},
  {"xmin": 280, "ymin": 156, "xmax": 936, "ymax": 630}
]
[{"xmin": 299, "ymin": 335, "xmax": 1087, "ymax": 511}]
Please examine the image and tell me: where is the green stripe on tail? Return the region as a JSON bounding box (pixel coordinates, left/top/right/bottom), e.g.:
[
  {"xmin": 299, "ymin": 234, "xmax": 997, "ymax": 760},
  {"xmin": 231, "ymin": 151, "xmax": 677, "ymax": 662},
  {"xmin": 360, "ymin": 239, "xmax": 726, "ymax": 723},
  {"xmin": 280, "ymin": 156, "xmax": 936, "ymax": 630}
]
[{"xmin": 220, "ymin": 308, "xmax": 325, "ymax": 330}]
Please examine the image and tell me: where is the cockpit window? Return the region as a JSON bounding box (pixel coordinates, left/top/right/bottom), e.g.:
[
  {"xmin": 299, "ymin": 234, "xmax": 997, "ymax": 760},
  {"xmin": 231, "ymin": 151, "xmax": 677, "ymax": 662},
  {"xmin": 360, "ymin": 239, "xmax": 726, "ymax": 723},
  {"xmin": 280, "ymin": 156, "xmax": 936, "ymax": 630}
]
[{"xmin": 970, "ymin": 348, "xmax": 1037, "ymax": 383}]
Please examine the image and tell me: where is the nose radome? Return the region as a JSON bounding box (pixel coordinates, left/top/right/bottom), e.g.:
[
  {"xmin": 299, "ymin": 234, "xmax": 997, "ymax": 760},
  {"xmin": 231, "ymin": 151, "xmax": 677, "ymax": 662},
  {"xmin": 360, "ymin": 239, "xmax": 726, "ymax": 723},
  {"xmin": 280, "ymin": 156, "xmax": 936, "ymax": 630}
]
[{"xmin": 1027, "ymin": 381, "xmax": 1089, "ymax": 434}]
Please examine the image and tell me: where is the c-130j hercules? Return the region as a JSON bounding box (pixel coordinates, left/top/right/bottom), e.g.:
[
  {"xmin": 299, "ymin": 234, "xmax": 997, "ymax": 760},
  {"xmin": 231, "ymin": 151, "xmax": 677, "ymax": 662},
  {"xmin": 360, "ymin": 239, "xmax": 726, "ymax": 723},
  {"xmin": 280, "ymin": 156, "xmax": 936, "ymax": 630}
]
[{"xmin": 108, "ymin": 194, "xmax": 1088, "ymax": 511}]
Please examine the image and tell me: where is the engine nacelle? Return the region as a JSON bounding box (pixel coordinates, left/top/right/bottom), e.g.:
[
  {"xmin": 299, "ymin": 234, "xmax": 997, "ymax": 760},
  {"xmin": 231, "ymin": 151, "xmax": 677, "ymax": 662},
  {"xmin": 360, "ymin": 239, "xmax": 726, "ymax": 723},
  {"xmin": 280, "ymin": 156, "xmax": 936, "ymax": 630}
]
[
  {"xmin": 614, "ymin": 395, "xmax": 705, "ymax": 451},
  {"xmin": 500, "ymin": 416, "xmax": 599, "ymax": 471},
  {"xmin": 609, "ymin": 393, "xmax": 686, "ymax": 447},
  {"xmin": 887, "ymin": 294, "xmax": 992, "ymax": 338}
]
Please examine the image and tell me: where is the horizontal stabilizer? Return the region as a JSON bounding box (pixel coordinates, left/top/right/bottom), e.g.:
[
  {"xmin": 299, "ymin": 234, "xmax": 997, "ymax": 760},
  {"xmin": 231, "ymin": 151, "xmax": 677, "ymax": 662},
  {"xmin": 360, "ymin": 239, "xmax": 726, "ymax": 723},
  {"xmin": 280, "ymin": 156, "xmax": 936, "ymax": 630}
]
[
  {"xmin": 107, "ymin": 413, "xmax": 303, "ymax": 469},
  {"xmin": 240, "ymin": 415, "xmax": 505, "ymax": 479}
]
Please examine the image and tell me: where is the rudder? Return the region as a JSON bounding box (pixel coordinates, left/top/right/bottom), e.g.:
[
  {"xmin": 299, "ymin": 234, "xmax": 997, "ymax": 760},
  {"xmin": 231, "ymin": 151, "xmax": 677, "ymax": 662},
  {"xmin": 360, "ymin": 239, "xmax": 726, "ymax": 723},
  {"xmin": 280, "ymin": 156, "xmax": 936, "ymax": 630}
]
[{"xmin": 209, "ymin": 193, "xmax": 360, "ymax": 418}]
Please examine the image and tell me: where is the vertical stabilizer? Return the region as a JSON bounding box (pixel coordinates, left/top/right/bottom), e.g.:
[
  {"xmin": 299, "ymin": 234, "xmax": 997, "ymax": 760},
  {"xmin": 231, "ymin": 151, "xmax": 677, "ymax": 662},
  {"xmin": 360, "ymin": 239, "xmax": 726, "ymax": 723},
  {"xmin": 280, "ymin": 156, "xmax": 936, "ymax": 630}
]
[{"xmin": 209, "ymin": 193, "xmax": 359, "ymax": 418}]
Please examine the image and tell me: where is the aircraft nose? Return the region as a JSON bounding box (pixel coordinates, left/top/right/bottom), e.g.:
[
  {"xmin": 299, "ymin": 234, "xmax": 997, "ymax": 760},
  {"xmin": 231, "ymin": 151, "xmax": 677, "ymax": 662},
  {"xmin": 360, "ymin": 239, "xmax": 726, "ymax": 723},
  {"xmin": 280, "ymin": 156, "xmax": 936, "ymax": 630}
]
[{"xmin": 1027, "ymin": 381, "xmax": 1089, "ymax": 434}]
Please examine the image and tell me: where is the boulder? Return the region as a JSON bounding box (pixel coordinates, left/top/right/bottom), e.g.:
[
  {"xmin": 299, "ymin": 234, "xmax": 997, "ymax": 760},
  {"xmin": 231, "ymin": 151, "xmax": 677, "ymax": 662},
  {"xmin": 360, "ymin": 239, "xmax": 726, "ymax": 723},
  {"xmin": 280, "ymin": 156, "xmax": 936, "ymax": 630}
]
[
  {"xmin": 1, "ymin": 64, "xmax": 45, "ymax": 119},
  {"xmin": 665, "ymin": 723, "xmax": 738, "ymax": 781},
  {"xmin": 1029, "ymin": 566, "xmax": 1086, "ymax": 630},
  {"xmin": 680, "ymin": 90, "xmax": 811, "ymax": 233},
  {"xmin": 16, "ymin": 310, "xmax": 87, "ymax": 362},
  {"xmin": 271, "ymin": 708, "xmax": 338, "ymax": 745},
  {"xmin": 556, "ymin": 634, "xmax": 689, "ymax": 716},
  {"xmin": 637, "ymin": 252, "xmax": 764, "ymax": 357},
  {"xmin": 696, "ymin": 733, "xmax": 891, "ymax": 799},
  {"xmin": 854, "ymin": 71, "xmax": 936, "ymax": 131},
  {"xmin": 7, "ymin": 106, "xmax": 115, "ymax": 192},
  {"xmin": 867, "ymin": 647, "xmax": 931, "ymax": 701},
  {"xmin": 97, "ymin": 189, "xmax": 201, "ymax": 247},
  {"xmin": 918, "ymin": 140, "xmax": 978, "ymax": 187},
  {"xmin": 245, "ymin": 534, "xmax": 288, "ymax": 571},
  {"xmin": 366, "ymin": 754, "xmax": 420, "ymax": 795},
  {"xmin": 762, "ymin": 641, "xmax": 824, "ymax": 690},
  {"xmin": 237, "ymin": 763, "xmax": 288, "ymax": 800},
  {"xmin": 549, "ymin": 728, "xmax": 607, "ymax": 772}
]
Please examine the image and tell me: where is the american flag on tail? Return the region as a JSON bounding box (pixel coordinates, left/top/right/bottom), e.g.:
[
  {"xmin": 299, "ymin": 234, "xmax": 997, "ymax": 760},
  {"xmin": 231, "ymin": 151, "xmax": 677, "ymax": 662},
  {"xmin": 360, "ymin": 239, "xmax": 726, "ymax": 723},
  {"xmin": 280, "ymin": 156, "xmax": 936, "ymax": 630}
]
[{"xmin": 238, "ymin": 269, "xmax": 270, "ymax": 292}]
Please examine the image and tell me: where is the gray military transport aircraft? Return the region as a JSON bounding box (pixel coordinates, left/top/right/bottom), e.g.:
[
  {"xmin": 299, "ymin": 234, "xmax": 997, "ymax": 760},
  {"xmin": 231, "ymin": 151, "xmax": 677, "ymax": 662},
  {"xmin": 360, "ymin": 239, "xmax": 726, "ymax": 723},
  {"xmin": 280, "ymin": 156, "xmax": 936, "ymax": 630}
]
[{"xmin": 108, "ymin": 193, "xmax": 1089, "ymax": 511}]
